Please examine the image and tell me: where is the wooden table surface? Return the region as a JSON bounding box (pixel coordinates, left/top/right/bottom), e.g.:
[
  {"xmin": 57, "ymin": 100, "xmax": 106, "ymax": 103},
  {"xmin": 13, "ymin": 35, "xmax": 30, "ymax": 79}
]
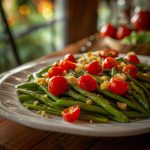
[{"xmin": 0, "ymin": 36, "xmax": 150, "ymax": 150}]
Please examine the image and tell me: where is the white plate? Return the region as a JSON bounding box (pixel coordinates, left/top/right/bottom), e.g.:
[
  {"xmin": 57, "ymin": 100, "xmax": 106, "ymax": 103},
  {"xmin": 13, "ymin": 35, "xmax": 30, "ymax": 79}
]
[{"xmin": 0, "ymin": 55, "xmax": 150, "ymax": 137}]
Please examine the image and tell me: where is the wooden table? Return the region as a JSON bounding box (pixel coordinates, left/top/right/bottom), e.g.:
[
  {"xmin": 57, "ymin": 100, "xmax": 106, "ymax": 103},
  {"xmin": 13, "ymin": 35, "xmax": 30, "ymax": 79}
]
[{"xmin": 1, "ymin": 36, "xmax": 150, "ymax": 150}]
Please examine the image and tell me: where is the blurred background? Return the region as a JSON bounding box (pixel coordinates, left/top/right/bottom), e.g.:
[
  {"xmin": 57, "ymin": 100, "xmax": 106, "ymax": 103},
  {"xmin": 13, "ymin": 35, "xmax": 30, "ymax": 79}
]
[{"xmin": 0, "ymin": 0, "xmax": 150, "ymax": 73}]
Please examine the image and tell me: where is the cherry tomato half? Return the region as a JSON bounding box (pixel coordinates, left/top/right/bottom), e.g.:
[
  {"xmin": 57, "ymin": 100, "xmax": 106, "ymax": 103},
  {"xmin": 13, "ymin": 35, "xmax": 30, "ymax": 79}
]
[
  {"xmin": 109, "ymin": 76, "xmax": 128, "ymax": 95},
  {"xmin": 77, "ymin": 75, "xmax": 97, "ymax": 91},
  {"xmin": 116, "ymin": 25, "xmax": 132, "ymax": 40},
  {"xmin": 85, "ymin": 61, "xmax": 102, "ymax": 75},
  {"xmin": 59, "ymin": 60, "xmax": 76, "ymax": 72},
  {"xmin": 125, "ymin": 54, "xmax": 140, "ymax": 64},
  {"xmin": 100, "ymin": 23, "xmax": 116, "ymax": 38},
  {"xmin": 48, "ymin": 67, "xmax": 63, "ymax": 78},
  {"xmin": 64, "ymin": 54, "xmax": 76, "ymax": 62},
  {"xmin": 102, "ymin": 57, "xmax": 118, "ymax": 70},
  {"xmin": 99, "ymin": 49, "xmax": 118, "ymax": 58},
  {"xmin": 131, "ymin": 10, "xmax": 150, "ymax": 31},
  {"xmin": 122, "ymin": 64, "xmax": 138, "ymax": 78},
  {"xmin": 48, "ymin": 76, "xmax": 68, "ymax": 96},
  {"xmin": 62, "ymin": 105, "xmax": 80, "ymax": 122}
]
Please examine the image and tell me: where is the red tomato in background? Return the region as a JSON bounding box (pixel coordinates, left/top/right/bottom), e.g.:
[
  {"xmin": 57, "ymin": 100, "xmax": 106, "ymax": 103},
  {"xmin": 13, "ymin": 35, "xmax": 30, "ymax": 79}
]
[
  {"xmin": 77, "ymin": 75, "xmax": 97, "ymax": 91},
  {"xmin": 59, "ymin": 60, "xmax": 76, "ymax": 72},
  {"xmin": 86, "ymin": 61, "xmax": 102, "ymax": 75},
  {"xmin": 62, "ymin": 105, "xmax": 80, "ymax": 122},
  {"xmin": 64, "ymin": 54, "xmax": 76, "ymax": 62},
  {"xmin": 125, "ymin": 54, "xmax": 140, "ymax": 64},
  {"xmin": 102, "ymin": 57, "xmax": 118, "ymax": 70},
  {"xmin": 100, "ymin": 23, "xmax": 117, "ymax": 38},
  {"xmin": 48, "ymin": 76, "xmax": 68, "ymax": 96},
  {"xmin": 99, "ymin": 49, "xmax": 118, "ymax": 58},
  {"xmin": 131, "ymin": 10, "xmax": 150, "ymax": 31},
  {"xmin": 122, "ymin": 64, "xmax": 138, "ymax": 78},
  {"xmin": 48, "ymin": 67, "xmax": 63, "ymax": 78},
  {"xmin": 109, "ymin": 76, "xmax": 128, "ymax": 95},
  {"xmin": 116, "ymin": 25, "xmax": 132, "ymax": 40}
]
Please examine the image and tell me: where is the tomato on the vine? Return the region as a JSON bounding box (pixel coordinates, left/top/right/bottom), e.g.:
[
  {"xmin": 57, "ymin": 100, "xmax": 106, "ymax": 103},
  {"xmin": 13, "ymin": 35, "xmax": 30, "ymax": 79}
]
[
  {"xmin": 48, "ymin": 76, "xmax": 68, "ymax": 96},
  {"xmin": 131, "ymin": 10, "xmax": 150, "ymax": 31},
  {"xmin": 77, "ymin": 75, "xmax": 97, "ymax": 91},
  {"xmin": 109, "ymin": 76, "xmax": 128, "ymax": 95},
  {"xmin": 85, "ymin": 61, "xmax": 102, "ymax": 75},
  {"xmin": 64, "ymin": 54, "xmax": 76, "ymax": 62},
  {"xmin": 48, "ymin": 67, "xmax": 63, "ymax": 78},
  {"xmin": 122, "ymin": 64, "xmax": 138, "ymax": 78},
  {"xmin": 116, "ymin": 25, "xmax": 132, "ymax": 40},
  {"xmin": 102, "ymin": 57, "xmax": 118, "ymax": 70},
  {"xmin": 99, "ymin": 49, "xmax": 118, "ymax": 58},
  {"xmin": 62, "ymin": 105, "xmax": 80, "ymax": 122},
  {"xmin": 100, "ymin": 23, "xmax": 116, "ymax": 38}
]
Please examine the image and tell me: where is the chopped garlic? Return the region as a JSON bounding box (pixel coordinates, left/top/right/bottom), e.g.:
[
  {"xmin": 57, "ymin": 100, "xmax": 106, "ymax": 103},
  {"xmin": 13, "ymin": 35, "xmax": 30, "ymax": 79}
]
[
  {"xmin": 41, "ymin": 111, "xmax": 46, "ymax": 117},
  {"xmin": 115, "ymin": 73, "xmax": 127, "ymax": 81},
  {"xmin": 100, "ymin": 76, "xmax": 110, "ymax": 81},
  {"xmin": 67, "ymin": 76, "xmax": 77, "ymax": 84},
  {"xmin": 37, "ymin": 78, "xmax": 46, "ymax": 85},
  {"xmin": 100, "ymin": 81, "xmax": 109, "ymax": 90},
  {"xmin": 117, "ymin": 102, "xmax": 127, "ymax": 111},
  {"xmin": 33, "ymin": 101, "xmax": 39, "ymax": 105},
  {"xmin": 86, "ymin": 99, "xmax": 92, "ymax": 105}
]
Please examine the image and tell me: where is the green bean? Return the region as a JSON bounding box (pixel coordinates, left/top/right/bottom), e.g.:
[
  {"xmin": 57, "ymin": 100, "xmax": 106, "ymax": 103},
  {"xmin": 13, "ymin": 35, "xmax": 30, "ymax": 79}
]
[
  {"xmin": 98, "ymin": 87, "xmax": 146, "ymax": 113},
  {"xmin": 127, "ymin": 74, "xmax": 150, "ymax": 97},
  {"xmin": 24, "ymin": 102, "xmax": 109, "ymax": 122},
  {"xmin": 133, "ymin": 93, "xmax": 149, "ymax": 111},
  {"xmin": 138, "ymin": 75, "xmax": 150, "ymax": 83},
  {"xmin": 80, "ymin": 114, "xmax": 108, "ymax": 122},
  {"xmin": 23, "ymin": 103, "xmax": 61, "ymax": 115},
  {"xmin": 129, "ymin": 82, "xmax": 145, "ymax": 98},
  {"xmin": 129, "ymin": 82, "xmax": 149, "ymax": 110},
  {"xmin": 136, "ymin": 63, "xmax": 150, "ymax": 72},
  {"xmin": 71, "ymin": 84, "xmax": 128, "ymax": 123},
  {"xmin": 141, "ymin": 82, "xmax": 150, "ymax": 89},
  {"xmin": 27, "ymin": 66, "xmax": 51, "ymax": 81},
  {"xmin": 65, "ymin": 89, "xmax": 87, "ymax": 102},
  {"xmin": 16, "ymin": 82, "xmax": 38, "ymax": 89},
  {"xmin": 111, "ymin": 68, "xmax": 118, "ymax": 77},
  {"xmin": 123, "ymin": 111, "xmax": 150, "ymax": 118},
  {"xmin": 17, "ymin": 88, "xmax": 53, "ymax": 106},
  {"xmin": 54, "ymin": 99, "xmax": 109, "ymax": 115},
  {"xmin": 19, "ymin": 94, "xmax": 35, "ymax": 102}
]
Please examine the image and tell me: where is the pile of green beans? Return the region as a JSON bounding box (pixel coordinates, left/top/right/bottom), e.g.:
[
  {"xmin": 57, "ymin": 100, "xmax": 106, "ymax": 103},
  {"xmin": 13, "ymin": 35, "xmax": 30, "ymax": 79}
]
[{"xmin": 16, "ymin": 60, "xmax": 150, "ymax": 123}]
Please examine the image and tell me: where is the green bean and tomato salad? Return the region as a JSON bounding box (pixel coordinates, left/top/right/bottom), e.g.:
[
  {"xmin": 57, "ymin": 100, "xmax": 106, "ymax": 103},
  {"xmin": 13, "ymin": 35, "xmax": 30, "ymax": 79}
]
[{"xmin": 16, "ymin": 49, "xmax": 150, "ymax": 123}]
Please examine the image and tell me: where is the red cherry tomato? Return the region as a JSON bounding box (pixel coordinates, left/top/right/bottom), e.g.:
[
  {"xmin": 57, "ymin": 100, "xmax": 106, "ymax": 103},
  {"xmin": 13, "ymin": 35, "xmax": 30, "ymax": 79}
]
[
  {"xmin": 53, "ymin": 62, "xmax": 59, "ymax": 67},
  {"xmin": 62, "ymin": 105, "xmax": 80, "ymax": 122},
  {"xmin": 59, "ymin": 60, "xmax": 76, "ymax": 72},
  {"xmin": 99, "ymin": 49, "xmax": 119, "ymax": 58},
  {"xmin": 116, "ymin": 25, "xmax": 132, "ymax": 40},
  {"xmin": 100, "ymin": 23, "xmax": 117, "ymax": 38},
  {"xmin": 122, "ymin": 64, "xmax": 138, "ymax": 78},
  {"xmin": 48, "ymin": 67, "xmax": 63, "ymax": 78},
  {"xmin": 102, "ymin": 57, "xmax": 118, "ymax": 70},
  {"xmin": 77, "ymin": 75, "xmax": 97, "ymax": 91},
  {"xmin": 125, "ymin": 54, "xmax": 140, "ymax": 64},
  {"xmin": 131, "ymin": 10, "xmax": 150, "ymax": 31},
  {"xmin": 109, "ymin": 76, "xmax": 128, "ymax": 95},
  {"xmin": 64, "ymin": 54, "xmax": 76, "ymax": 62},
  {"xmin": 85, "ymin": 61, "xmax": 102, "ymax": 75},
  {"xmin": 48, "ymin": 76, "xmax": 68, "ymax": 96}
]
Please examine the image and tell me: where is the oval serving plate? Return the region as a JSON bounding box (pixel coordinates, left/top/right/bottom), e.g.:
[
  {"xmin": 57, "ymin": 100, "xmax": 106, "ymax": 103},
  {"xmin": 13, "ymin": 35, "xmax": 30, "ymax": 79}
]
[{"xmin": 0, "ymin": 54, "xmax": 150, "ymax": 137}]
